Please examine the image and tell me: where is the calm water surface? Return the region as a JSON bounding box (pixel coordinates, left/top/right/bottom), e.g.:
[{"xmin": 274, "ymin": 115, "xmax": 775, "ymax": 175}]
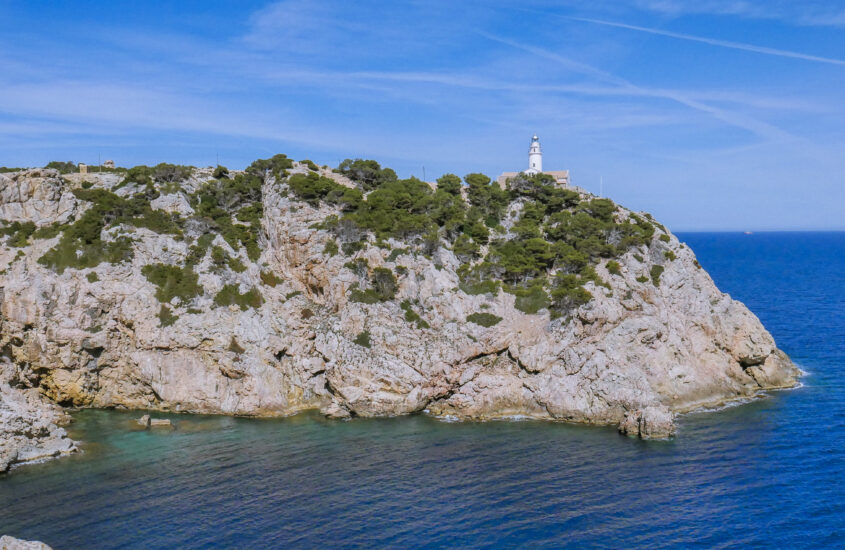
[{"xmin": 1, "ymin": 232, "xmax": 844, "ymax": 548}]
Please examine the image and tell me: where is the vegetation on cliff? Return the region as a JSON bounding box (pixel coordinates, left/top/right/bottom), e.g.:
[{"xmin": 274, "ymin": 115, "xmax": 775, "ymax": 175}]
[
  {"xmin": 283, "ymin": 162, "xmax": 661, "ymax": 317},
  {"xmin": 16, "ymin": 152, "xmax": 671, "ymax": 319}
]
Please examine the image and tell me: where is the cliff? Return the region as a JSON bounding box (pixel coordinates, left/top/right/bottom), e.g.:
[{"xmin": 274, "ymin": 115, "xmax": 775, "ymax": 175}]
[{"xmin": 0, "ymin": 159, "xmax": 798, "ymax": 470}]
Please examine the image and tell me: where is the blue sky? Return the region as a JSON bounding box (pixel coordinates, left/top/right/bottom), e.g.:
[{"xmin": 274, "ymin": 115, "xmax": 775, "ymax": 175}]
[{"xmin": 1, "ymin": 0, "xmax": 844, "ymax": 230}]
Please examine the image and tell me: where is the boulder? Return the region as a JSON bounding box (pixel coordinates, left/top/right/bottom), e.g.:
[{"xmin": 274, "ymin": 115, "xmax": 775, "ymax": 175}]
[
  {"xmin": 149, "ymin": 418, "xmax": 173, "ymax": 428},
  {"xmin": 0, "ymin": 535, "xmax": 52, "ymax": 549},
  {"xmin": 618, "ymin": 406, "xmax": 676, "ymax": 439}
]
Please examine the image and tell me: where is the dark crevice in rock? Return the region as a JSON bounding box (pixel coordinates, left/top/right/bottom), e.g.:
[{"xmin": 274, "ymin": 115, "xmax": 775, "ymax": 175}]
[{"xmin": 739, "ymin": 355, "xmax": 766, "ymax": 369}]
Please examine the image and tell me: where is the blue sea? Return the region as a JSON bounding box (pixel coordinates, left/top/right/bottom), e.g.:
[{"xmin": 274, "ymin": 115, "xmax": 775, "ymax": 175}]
[{"xmin": 1, "ymin": 232, "xmax": 843, "ymax": 549}]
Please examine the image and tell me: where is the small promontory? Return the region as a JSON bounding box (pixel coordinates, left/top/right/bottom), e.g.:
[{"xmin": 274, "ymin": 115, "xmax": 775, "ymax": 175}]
[{"xmin": 0, "ymin": 157, "xmax": 798, "ymax": 470}]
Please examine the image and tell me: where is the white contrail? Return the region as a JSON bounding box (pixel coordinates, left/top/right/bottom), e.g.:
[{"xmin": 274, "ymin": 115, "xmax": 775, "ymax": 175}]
[
  {"xmin": 569, "ymin": 17, "xmax": 845, "ymax": 66},
  {"xmin": 477, "ymin": 30, "xmax": 792, "ymax": 141}
]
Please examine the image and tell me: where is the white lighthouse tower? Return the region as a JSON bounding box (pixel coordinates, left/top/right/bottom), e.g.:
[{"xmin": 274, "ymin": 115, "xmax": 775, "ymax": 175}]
[
  {"xmin": 526, "ymin": 134, "xmax": 542, "ymax": 175},
  {"xmin": 496, "ymin": 134, "xmax": 570, "ymax": 189}
]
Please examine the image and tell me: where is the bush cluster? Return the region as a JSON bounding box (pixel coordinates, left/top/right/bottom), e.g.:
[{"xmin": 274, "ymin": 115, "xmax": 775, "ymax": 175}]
[
  {"xmin": 189, "ymin": 172, "xmax": 263, "ymax": 261},
  {"xmin": 282, "ymin": 161, "xmax": 659, "ymax": 317},
  {"xmin": 466, "ymin": 312, "xmax": 502, "ymax": 327},
  {"xmin": 353, "ymin": 330, "xmax": 371, "ymax": 348},
  {"xmin": 142, "ymin": 263, "xmax": 202, "ymax": 303},
  {"xmin": 347, "ymin": 265, "xmax": 397, "ymax": 303},
  {"xmin": 0, "ymin": 221, "xmax": 36, "ymax": 247},
  {"xmin": 400, "ymin": 299, "xmax": 429, "ymax": 329},
  {"xmin": 214, "ymin": 284, "xmax": 263, "ymax": 310},
  {"xmin": 38, "ymin": 188, "xmax": 182, "ymax": 273}
]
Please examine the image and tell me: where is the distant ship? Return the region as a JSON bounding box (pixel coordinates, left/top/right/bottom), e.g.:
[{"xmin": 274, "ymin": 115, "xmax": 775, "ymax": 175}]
[{"xmin": 744, "ymin": 231, "xmax": 753, "ymax": 235}]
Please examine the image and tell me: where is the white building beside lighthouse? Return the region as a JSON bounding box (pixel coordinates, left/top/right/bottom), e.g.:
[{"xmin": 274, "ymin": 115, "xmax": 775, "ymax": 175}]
[{"xmin": 497, "ymin": 134, "xmax": 570, "ymax": 188}]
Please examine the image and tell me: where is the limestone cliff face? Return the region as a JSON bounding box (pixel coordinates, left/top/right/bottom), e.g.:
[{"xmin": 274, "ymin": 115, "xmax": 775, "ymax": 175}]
[{"xmin": 0, "ymin": 166, "xmax": 798, "ymax": 466}]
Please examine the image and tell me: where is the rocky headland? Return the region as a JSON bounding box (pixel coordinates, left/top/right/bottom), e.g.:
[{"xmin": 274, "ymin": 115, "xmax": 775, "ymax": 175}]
[{"xmin": 0, "ymin": 157, "xmax": 798, "ymax": 471}]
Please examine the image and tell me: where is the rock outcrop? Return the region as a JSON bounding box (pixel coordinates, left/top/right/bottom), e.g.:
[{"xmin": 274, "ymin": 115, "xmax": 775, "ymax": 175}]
[
  {"xmin": 0, "ymin": 535, "xmax": 52, "ymax": 550},
  {"xmin": 0, "ymin": 164, "xmax": 799, "ymax": 461},
  {"xmin": 0, "ymin": 360, "xmax": 76, "ymax": 473}
]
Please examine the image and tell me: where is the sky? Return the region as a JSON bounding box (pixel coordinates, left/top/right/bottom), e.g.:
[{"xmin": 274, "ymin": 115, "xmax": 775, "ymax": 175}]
[{"xmin": 1, "ymin": 0, "xmax": 844, "ymax": 231}]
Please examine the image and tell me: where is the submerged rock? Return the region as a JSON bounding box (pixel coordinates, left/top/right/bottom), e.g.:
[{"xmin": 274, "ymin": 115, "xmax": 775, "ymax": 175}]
[
  {"xmin": 137, "ymin": 415, "xmax": 172, "ymax": 428},
  {"xmin": 149, "ymin": 418, "xmax": 173, "ymax": 428}
]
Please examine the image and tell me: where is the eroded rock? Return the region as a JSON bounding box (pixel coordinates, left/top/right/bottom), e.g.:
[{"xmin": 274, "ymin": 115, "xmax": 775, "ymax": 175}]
[{"xmin": 0, "ymin": 166, "xmax": 799, "ymax": 463}]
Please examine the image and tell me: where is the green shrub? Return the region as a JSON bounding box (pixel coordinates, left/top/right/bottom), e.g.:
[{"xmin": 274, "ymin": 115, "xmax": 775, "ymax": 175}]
[
  {"xmin": 353, "ymin": 330, "xmax": 371, "ymax": 348},
  {"xmin": 344, "ymin": 258, "xmax": 369, "ymax": 278},
  {"xmin": 664, "ymin": 250, "xmax": 676, "ymax": 261},
  {"xmin": 228, "ymin": 336, "xmax": 245, "ymax": 354},
  {"xmin": 549, "ymin": 273, "xmax": 593, "ymax": 313},
  {"xmin": 213, "ymin": 284, "xmax": 263, "ymax": 310},
  {"xmin": 32, "ymin": 223, "xmax": 63, "ymax": 240},
  {"xmin": 636, "ymin": 275, "xmax": 649, "ymax": 283},
  {"xmin": 659, "ymin": 234, "xmax": 670, "ymax": 243},
  {"xmin": 1, "ymin": 221, "xmax": 36, "ymax": 247},
  {"xmin": 260, "ymin": 270, "xmax": 282, "ymax": 287},
  {"xmin": 301, "ymin": 308, "xmax": 314, "ymax": 319},
  {"xmin": 466, "ymin": 312, "xmax": 502, "ymax": 327},
  {"xmin": 301, "ymin": 159, "xmax": 319, "ymax": 171},
  {"xmin": 324, "ymin": 239, "xmax": 339, "ymax": 256},
  {"xmin": 606, "ymin": 260, "xmax": 621, "ymax": 275},
  {"xmin": 285, "ymin": 290, "xmax": 302, "ymax": 300},
  {"xmin": 512, "ymin": 285, "xmax": 550, "ymax": 314},
  {"xmin": 142, "ymin": 263, "xmax": 202, "ymax": 303},
  {"xmin": 213, "ymin": 165, "xmax": 229, "ymax": 179},
  {"xmin": 86, "ymin": 272, "xmax": 99, "ymax": 283},
  {"xmin": 400, "ymin": 299, "xmax": 429, "ymax": 329},
  {"xmin": 227, "ymin": 256, "xmax": 247, "ymax": 273},
  {"xmin": 44, "ymin": 161, "xmax": 76, "ymax": 173},
  {"xmin": 337, "ymin": 159, "xmax": 397, "ymax": 191},
  {"xmin": 342, "ymin": 240, "xmax": 366, "ymax": 256},
  {"xmin": 349, "ymin": 287, "xmax": 381, "ymax": 304},
  {"xmin": 246, "ymin": 154, "xmax": 293, "ymax": 181},
  {"xmin": 152, "ymin": 163, "xmax": 192, "ymax": 183},
  {"xmin": 650, "ymin": 265, "xmax": 665, "ymax": 286},
  {"xmin": 158, "ymin": 304, "xmax": 178, "ymax": 327},
  {"xmin": 371, "ymin": 267, "xmax": 397, "ymax": 301},
  {"xmin": 386, "ymin": 247, "xmax": 409, "ymax": 262},
  {"xmin": 465, "ymin": 173, "xmax": 507, "ymax": 226}
]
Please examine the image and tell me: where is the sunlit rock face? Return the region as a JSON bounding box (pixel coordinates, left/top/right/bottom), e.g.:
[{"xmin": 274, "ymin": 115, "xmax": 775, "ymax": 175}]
[{"xmin": 0, "ymin": 165, "xmax": 798, "ymax": 452}]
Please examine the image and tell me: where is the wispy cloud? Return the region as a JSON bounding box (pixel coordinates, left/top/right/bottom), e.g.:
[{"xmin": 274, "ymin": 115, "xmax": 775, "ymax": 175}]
[
  {"xmin": 568, "ymin": 17, "xmax": 845, "ymax": 66},
  {"xmin": 630, "ymin": 0, "xmax": 845, "ymax": 27},
  {"xmin": 476, "ymin": 31, "xmax": 793, "ymax": 142}
]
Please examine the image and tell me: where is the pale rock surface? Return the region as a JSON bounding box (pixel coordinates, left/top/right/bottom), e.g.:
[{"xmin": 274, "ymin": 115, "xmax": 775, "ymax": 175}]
[
  {"xmin": 0, "ymin": 169, "xmax": 78, "ymax": 226},
  {"xmin": 0, "ymin": 360, "xmax": 76, "ymax": 473},
  {"xmin": 0, "ymin": 536, "xmax": 52, "ymax": 550},
  {"xmin": 0, "ymin": 167, "xmax": 799, "ymax": 464}
]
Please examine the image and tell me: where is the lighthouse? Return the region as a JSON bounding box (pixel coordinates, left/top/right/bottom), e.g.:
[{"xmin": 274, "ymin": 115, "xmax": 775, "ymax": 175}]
[
  {"xmin": 526, "ymin": 134, "xmax": 542, "ymax": 175},
  {"xmin": 496, "ymin": 134, "xmax": 570, "ymax": 188}
]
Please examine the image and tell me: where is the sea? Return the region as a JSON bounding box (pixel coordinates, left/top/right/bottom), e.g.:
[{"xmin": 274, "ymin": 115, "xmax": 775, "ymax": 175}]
[{"xmin": 1, "ymin": 232, "xmax": 843, "ymax": 549}]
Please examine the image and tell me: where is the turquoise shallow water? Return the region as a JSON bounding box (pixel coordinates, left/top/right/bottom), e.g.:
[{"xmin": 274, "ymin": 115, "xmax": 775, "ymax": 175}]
[{"xmin": 1, "ymin": 232, "xmax": 844, "ymax": 548}]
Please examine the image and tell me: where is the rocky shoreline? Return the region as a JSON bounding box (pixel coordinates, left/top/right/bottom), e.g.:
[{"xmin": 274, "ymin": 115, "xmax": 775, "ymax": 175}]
[
  {"xmin": 0, "ymin": 161, "xmax": 799, "ymax": 471},
  {"xmin": 0, "ymin": 535, "xmax": 52, "ymax": 550}
]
